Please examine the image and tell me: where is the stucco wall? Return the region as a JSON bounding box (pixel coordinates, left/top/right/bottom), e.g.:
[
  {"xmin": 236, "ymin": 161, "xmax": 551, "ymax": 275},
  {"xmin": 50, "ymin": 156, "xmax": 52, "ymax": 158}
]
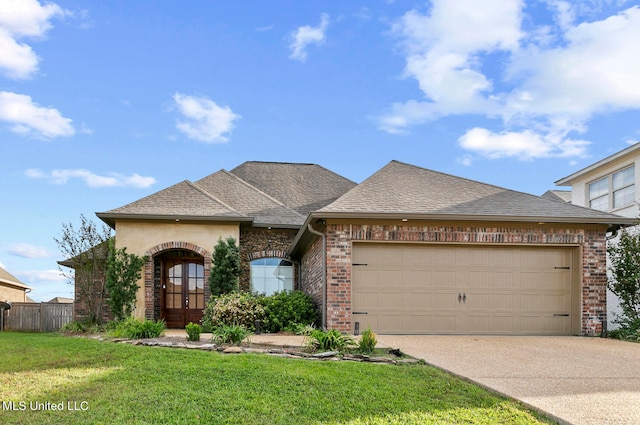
[
  {"xmin": 0, "ymin": 284, "xmax": 27, "ymax": 303},
  {"xmin": 113, "ymin": 220, "xmax": 240, "ymax": 319}
]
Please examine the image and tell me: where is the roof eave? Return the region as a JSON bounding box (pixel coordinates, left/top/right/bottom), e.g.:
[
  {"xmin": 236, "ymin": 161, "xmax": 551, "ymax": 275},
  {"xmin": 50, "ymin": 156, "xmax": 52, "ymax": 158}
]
[
  {"xmin": 307, "ymin": 211, "xmax": 635, "ymax": 225},
  {"xmin": 288, "ymin": 211, "xmax": 634, "ymax": 257},
  {"xmin": 96, "ymin": 212, "xmax": 253, "ymax": 228},
  {"xmin": 555, "ymin": 143, "xmax": 640, "ymax": 186},
  {"xmin": 0, "ymin": 279, "xmax": 33, "ymax": 291}
]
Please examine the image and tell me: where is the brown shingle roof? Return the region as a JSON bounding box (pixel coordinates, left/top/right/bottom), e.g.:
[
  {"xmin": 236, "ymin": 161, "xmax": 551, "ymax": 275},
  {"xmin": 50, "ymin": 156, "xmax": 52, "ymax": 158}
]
[
  {"xmin": 0, "ymin": 266, "xmax": 32, "ymax": 291},
  {"xmin": 98, "ymin": 180, "xmax": 246, "ymax": 226},
  {"xmin": 195, "ymin": 170, "xmax": 305, "ymax": 227},
  {"xmin": 319, "ymin": 160, "xmax": 631, "ymax": 223},
  {"xmin": 230, "ymin": 161, "xmax": 357, "ymax": 215}
]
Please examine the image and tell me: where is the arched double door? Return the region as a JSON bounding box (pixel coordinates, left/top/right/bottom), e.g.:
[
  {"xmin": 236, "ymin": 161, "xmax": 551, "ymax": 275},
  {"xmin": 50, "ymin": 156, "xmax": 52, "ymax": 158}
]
[{"xmin": 161, "ymin": 253, "xmax": 205, "ymax": 329}]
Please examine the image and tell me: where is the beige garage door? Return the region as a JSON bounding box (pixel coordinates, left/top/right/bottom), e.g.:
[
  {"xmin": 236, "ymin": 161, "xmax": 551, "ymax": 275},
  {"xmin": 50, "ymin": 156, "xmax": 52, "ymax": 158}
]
[{"xmin": 352, "ymin": 243, "xmax": 577, "ymax": 335}]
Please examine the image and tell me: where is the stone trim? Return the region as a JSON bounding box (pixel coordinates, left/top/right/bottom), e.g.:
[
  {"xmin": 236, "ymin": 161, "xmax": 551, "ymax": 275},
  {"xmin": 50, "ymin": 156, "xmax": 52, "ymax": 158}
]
[{"xmin": 246, "ymin": 249, "xmax": 292, "ymax": 261}]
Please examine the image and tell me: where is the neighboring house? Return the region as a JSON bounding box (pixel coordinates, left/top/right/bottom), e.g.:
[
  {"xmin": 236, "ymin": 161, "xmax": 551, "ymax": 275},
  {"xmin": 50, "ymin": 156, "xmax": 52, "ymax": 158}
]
[
  {"xmin": 0, "ymin": 266, "xmax": 32, "ymax": 303},
  {"xmin": 48, "ymin": 297, "xmax": 74, "ymax": 304},
  {"xmin": 556, "ymin": 143, "xmax": 640, "ymax": 329},
  {"xmin": 84, "ymin": 160, "xmax": 630, "ymax": 336}
]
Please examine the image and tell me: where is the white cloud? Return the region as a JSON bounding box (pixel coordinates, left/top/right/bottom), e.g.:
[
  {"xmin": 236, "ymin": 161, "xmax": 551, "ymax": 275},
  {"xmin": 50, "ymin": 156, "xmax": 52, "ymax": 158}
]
[
  {"xmin": 173, "ymin": 93, "xmax": 240, "ymax": 143},
  {"xmin": 289, "ymin": 13, "xmax": 329, "ymax": 61},
  {"xmin": 0, "ymin": 0, "xmax": 68, "ymax": 79},
  {"xmin": 25, "ymin": 168, "xmax": 156, "ymax": 188},
  {"xmin": 8, "ymin": 243, "xmax": 50, "ymax": 258},
  {"xmin": 458, "ymin": 127, "xmax": 590, "ymax": 160},
  {"xmin": 0, "ymin": 91, "xmax": 74, "ymax": 138},
  {"xmin": 378, "ymin": 2, "xmax": 640, "ymax": 161},
  {"xmin": 17, "ymin": 269, "xmax": 65, "ymax": 283}
]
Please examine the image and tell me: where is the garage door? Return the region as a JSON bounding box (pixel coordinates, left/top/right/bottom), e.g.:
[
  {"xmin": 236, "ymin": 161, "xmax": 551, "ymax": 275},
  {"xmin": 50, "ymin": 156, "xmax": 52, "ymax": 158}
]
[{"xmin": 351, "ymin": 243, "xmax": 576, "ymax": 335}]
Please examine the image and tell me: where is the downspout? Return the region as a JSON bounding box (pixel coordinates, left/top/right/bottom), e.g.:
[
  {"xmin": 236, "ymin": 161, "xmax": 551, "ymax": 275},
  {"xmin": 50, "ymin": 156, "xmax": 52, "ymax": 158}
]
[{"xmin": 307, "ymin": 222, "xmax": 327, "ymax": 330}]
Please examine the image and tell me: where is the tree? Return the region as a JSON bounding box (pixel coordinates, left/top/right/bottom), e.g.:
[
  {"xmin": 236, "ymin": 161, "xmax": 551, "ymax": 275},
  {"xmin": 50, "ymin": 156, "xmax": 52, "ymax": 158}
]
[
  {"xmin": 55, "ymin": 215, "xmax": 112, "ymax": 324},
  {"xmin": 209, "ymin": 237, "xmax": 241, "ymax": 296},
  {"xmin": 106, "ymin": 240, "xmax": 148, "ymax": 322},
  {"xmin": 607, "ymin": 229, "xmax": 640, "ymax": 324}
]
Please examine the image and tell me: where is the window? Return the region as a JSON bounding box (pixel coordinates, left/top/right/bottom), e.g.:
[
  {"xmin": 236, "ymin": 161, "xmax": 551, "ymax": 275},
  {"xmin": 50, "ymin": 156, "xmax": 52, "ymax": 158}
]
[
  {"xmin": 588, "ymin": 165, "xmax": 635, "ymax": 211},
  {"xmin": 250, "ymin": 258, "xmax": 293, "ymax": 296}
]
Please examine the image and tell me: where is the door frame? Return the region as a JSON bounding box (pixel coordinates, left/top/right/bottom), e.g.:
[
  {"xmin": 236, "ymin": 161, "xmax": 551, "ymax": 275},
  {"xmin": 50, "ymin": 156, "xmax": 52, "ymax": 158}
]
[{"xmin": 159, "ymin": 250, "xmax": 205, "ymax": 328}]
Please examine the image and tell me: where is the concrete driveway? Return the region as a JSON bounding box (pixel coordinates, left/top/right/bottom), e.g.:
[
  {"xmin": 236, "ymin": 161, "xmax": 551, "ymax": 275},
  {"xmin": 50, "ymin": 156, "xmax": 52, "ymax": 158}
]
[{"xmin": 376, "ymin": 336, "xmax": 640, "ymax": 425}]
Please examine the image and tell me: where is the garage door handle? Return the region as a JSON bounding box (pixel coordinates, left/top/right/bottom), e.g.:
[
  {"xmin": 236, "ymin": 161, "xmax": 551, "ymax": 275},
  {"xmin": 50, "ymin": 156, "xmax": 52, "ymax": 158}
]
[
  {"xmin": 353, "ymin": 312, "xmax": 368, "ymax": 315},
  {"xmin": 458, "ymin": 293, "xmax": 466, "ymax": 304},
  {"xmin": 553, "ymin": 313, "xmax": 570, "ymax": 317}
]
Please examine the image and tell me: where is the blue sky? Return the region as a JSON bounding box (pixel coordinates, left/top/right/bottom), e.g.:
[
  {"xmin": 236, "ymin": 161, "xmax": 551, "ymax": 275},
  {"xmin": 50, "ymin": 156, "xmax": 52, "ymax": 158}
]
[{"xmin": 1, "ymin": 0, "xmax": 639, "ymax": 301}]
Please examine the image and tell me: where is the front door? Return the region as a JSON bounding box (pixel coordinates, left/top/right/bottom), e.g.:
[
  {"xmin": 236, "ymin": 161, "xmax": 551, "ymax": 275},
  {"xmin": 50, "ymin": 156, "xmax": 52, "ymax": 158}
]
[{"xmin": 162, "ymin": 259, "xmax": 205, "ymax": 328}]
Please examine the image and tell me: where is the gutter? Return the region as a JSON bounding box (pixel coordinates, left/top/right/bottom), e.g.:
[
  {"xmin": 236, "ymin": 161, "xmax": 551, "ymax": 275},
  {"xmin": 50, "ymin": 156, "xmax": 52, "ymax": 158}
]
[{"xmin": 307, "ymin": 222, "xmax": 327, "ymax": 331}]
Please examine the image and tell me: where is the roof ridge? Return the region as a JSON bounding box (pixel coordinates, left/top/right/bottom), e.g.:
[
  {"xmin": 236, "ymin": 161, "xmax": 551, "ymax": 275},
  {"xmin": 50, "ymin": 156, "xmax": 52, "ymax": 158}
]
[
  {"xmin": 218, "ymin": 170, "xmax": 306, "ymax": 218},
  {"xmin": 186, "ymin": 180, "xmax": 245, "ymax": 217}
]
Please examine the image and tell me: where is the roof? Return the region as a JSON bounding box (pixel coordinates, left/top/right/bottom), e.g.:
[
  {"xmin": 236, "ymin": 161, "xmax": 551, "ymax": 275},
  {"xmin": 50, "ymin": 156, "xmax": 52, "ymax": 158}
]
[
  {"xmin": 47, "ymin": 297, "xmax": 74, "ymax": 303},
  {"xmin": 230, "ymin": 161, "xmax": 357, "ymax": 215},
  {"xmin": 556, "ymin": 143, "xmax": 640, "ymax": 185},
  {"xmin": 0, "ymin": 266, "xmax": 32, "ymax": 291},
  {"xmin": 98, "ymin": 161, "xmax": 355, "ymax": 228},
  {"xmin": 98, "ymin": 180, "xmax": 249, "ymax": 227},
  {"xmin": 316, "ymin": 160, "xmax": 632, "ymax": 224},
  {"xmin": 195, "ymin": 170, "xmax": 305, "ymax": 227},
  {"xmin": 541, "ymin": 190, "xmax": 572, "ymax": 203}
]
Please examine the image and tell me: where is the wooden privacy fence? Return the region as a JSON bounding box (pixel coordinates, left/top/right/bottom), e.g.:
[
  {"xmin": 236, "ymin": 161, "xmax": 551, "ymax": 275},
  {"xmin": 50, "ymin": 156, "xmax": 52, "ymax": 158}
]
[{"xmin": 2, "ymin": 302, "xmax": 73, "ymax": 332}]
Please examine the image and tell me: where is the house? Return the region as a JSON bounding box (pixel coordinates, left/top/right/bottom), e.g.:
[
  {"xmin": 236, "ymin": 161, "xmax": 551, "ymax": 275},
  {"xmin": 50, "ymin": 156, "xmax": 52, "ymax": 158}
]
[
  {"xmin": 0, "ymin": 266, "xmax": 32, "ymax": 303},
  {"xmin": 95, "ymin": 162, "xmax": 355, "ymax": 328},
  {"xmin": 47, "ymin": 297, "xmax": 74, "ymax": 304},
  {"xmin": 90, "ymin": 160, "xmax": 631, "ymax": 335},
  {"xmin": 556, "ymin": 143, "xmax": 640, "ymax": 328}
]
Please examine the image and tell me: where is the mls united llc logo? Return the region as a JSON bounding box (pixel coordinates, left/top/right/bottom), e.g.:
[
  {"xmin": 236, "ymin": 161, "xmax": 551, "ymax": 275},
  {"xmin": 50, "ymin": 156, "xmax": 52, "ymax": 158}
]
[{"xmin": 2, "ymin": 401, "xmax": 89, "ymax": 411}]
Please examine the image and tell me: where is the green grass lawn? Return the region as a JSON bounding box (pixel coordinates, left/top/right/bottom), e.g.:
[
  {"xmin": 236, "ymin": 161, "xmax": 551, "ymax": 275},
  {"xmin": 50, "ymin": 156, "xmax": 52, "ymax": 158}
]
[{"xmin": 0, "ymin": 332, "xmax": 554, "ymax": 424}]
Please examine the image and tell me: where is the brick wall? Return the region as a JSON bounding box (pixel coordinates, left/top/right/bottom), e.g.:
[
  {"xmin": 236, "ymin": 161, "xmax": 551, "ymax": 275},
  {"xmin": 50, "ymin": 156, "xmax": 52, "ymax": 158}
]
[
  {"xmin": 319, "ymin": 222, "xmax": 608, "ymax": 336},
  {"xmin": 300, "ymin": 236, "xmax": 323, "ymax": 311},
  {"xmin": 239, "ymin": 228, "xmax": 297, "ymax": 292}
]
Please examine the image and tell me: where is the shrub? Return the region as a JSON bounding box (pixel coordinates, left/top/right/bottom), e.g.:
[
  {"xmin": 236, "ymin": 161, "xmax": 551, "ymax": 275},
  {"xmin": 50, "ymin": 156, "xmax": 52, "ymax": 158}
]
[
  {"xmin": 108, "ymin": 318, "xmax": 165, "ymax": 339},
  {"xmin": 260, "ymin": 291, "xmax": 318, "ymax": 333},
  {"xmin": 60, "ymin": 320, "xmax": 86, "ymax": 333},
  {"xmin": 306, "ymin": 329, "xmax": 355, "ymax": 352},
  {"xmin": 608, "ymin": 318, "xmax": 640, "ymax": 342},
  {"xmin": 212, "ymin": 323, "xmax": 252, "ymax": 345},
  {"xmin": 358, "ymin": 327, "xmax": 377, "ymax": 354},
  {"xmin": 185, "ymin": 322, "xmax": 202, "ymax": 341},
  {"xmin": 202, "ymin": 292, "xmax": 265, "ymax": 331},
  {"xmin": 209, "ymin": 237, "xmax": 241, "ymax": 296}
]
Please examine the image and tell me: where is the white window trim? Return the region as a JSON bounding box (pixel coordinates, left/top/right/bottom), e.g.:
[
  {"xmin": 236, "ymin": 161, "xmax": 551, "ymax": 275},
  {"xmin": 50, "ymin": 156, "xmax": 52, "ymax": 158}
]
[{"xmin": 587, "ymin": 164, "xmax": 635, "ymax": 212}]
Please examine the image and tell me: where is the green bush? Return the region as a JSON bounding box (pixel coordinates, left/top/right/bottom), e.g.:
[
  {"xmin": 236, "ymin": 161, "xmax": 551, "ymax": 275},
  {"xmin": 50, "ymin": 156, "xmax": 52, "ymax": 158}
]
[
  {"xmin": 260, "ymin": 291, "xmax": 318, "ymax": 333},
  {"xmin": 185, "ymin": 322, "xmax": 202, "ymax": 341},
  {"xmin": 608, "ymin": 318, "xmax": 640, "ymax": 342},
  {"xmin": 60, "ymin": 320, "xmax": 86, "ymax": 333},
  {"xmin": 107, "ymin": 318, "xmax": 166, "ymax": 339},
  {"xmin": 212, "ymin": 323, "xmax": 252, "ymax": 345},
  {"xmin": 306, "ymin": 329, "xmax": 355, "ymax": 352},
  {"xmin": 202, "ymin": 292, "xmax": 265, "ymax": 331},
  {"xmin": 358, "ymin": 327, "xmax": 377, "ymax": 354}
]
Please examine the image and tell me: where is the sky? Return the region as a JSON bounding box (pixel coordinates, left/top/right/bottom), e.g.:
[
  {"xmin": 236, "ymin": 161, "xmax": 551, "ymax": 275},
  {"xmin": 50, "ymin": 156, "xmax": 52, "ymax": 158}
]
[{"xmin": 1, "ymin": 0, "xmax": 639, "ymax": 302}]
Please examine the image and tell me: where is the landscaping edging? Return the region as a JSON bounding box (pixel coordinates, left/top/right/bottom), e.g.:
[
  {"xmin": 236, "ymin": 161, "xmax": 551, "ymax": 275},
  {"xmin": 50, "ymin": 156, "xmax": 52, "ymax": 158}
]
[{"xmin": 89, "ymin": 335, "xmax": 422, "ymax": 364}]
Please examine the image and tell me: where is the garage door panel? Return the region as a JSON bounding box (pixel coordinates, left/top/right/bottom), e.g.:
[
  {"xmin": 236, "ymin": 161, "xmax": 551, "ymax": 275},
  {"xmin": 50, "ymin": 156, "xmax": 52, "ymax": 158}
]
[{"xmin": 352, "ymin": 243, "xmax": 575, "ymax": 335}]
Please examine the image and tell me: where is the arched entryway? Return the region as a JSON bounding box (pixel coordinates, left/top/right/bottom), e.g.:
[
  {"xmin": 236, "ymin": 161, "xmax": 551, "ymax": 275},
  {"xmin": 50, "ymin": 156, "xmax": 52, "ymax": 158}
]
[
  {"xmin": 145, "ymin": 242, "xmax": 211, "ymax": 328},
  {"xmin": 161, "ymin": 251, "xmax": 205, "ymax": 328}
]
